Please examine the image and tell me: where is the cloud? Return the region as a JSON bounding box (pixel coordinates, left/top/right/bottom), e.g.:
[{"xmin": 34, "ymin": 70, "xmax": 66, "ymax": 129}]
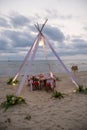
[
  {"xmin": 44, "ymin": 25, "xmax": 65, "ymax": 42},
  {"xmin": 2, "ymin": 29, "xmax": 35, "ymax": 48},
  {"xmin": 0, "ymin": 17, "xmax": 10, "ymax": 27},
  {"xmin": 59, "ymin": 15, "xmax": 72, "ymax": 20},
  {"xmin": 0, "ymin": 13, "xmax": 65, "ymax": 53},
  {"xmin": 0, "ymin": 39, "xmax": 9, "ymax": 50},
  {"xmin": 61, "ymin": 38, "xmax": 87, "ymax": 56},
  {"xmin": 45, "ymin": 9, "xmax": 72, "ymax": 20},
  {"xmin": 51, "ymin": 38, "xmax": 87, "ymax": 56},
  {"xmin": 71, "ymin": 38, "xmax": 87, "ymax": 49},
  {"xmin": 10, "ymin": 14, "xmax": 30, "ymax": 28},
  {"xmin": 0, "ymin": 13, "xmax": 87, "ymax": 60},
  {"xmin": 83, "ymin": 26, "xmax": 87, "ymax": 31}
]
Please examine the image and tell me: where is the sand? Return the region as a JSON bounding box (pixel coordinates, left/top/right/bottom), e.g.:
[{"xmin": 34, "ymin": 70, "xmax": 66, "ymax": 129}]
[{"xmin": 0, "ymin": 71, "xmax": 87, "ymax": 130}]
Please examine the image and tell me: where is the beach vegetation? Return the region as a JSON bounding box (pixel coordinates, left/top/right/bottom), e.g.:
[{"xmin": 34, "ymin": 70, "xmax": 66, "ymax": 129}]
[
  {"xmin": 52, "ymin": 91, "xmax": 64, "ymax": 99},
  {"xmin": 76, "ymin": 85, "xmax": 87, "ymax": 94},
  {"xmin": 79, "ymin": 85, "xmax": 87, "ymax": 94},
  {"xmin": 7, "ymin": 77, "xmax": 19, "ymax": 85},
  {"xmin": 0, "ymin": 94, "xmax": 26, "ymax": 112}
]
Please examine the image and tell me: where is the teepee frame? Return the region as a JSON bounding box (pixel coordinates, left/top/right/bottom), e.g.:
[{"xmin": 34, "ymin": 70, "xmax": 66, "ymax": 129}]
[{"xmin": 13, "ymin": 20, "xmax": 79, "ymax": 96}]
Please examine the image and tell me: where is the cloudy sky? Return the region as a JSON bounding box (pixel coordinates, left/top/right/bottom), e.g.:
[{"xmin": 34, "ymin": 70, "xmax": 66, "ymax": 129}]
[{"xmin": 0, "ymin": 0, "xmax": 87, "ymax": 60}]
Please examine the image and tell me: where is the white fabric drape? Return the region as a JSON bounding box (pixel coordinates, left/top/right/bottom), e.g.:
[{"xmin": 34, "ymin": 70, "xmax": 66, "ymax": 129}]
[
  {"xmin": 13, "ymin": 34, "xmax": 39, "ymax": 82},
  {"xmin": 16, "ymin": 35, "xmax": 40, "ymax": 96},
  {"xmin": 43, "ymin": 35, "xmax": 79, "ymax": 88}
]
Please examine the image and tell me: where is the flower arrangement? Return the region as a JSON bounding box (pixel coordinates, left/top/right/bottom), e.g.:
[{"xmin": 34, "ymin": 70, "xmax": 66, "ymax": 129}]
[
  {"xmin": 46, "ymin": 83, "xmax": 51, "ymax": 87},
  {"xmin": 0, "ymin": 94, "xmax": 26, "ymax": 112},
  {"xmin": 52, "ymin": 91, "xmax": 64, "ymax": 99},
  {"xmin": 45, "ymin": 83, "xmax": 52, "ymax": 92},
  {"xmin": 7, "ymin": 77, "xmax": 19, "ymax": 85}
]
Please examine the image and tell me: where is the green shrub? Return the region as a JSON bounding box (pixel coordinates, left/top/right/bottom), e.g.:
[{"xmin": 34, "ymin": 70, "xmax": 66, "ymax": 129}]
[
  {"xmin": 83, "ymin": 88, "xmax": 87, "ymax": 94},
  {"xmin": 52, "ymin": 91, "xmax": 64, "ymax": 99},
  {"xmin": 7, "ymin": 77, "xmax": 19, "ymax": 85},
  {"xmin": 77, "ymin": 85, "xmax": 87, "ymax": 94},
  {"xmin": 78, "ymin": 85, "xmax": 84, "ymax": 92},
  {"xmin": 0, "ymin": 94, "xmax": 26, "ymax": 112}
]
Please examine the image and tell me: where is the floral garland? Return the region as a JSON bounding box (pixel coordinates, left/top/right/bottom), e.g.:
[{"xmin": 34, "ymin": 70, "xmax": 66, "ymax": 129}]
[{"xmin": 0, "ymin": 94, "xmax": 26, "ymax": 112}]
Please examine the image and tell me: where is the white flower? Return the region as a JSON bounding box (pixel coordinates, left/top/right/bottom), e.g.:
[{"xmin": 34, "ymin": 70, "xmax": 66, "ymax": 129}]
[
  {"xmin": 12, "ymin": 83, "xmax": 16, "ymax": 86},
  {"xmin": 73, "ymin": 89, "xmax": 77, "ymax": 93},
  {"xmin": 12, "ymin": 97, "xmax": 16, "ymax": 101}
]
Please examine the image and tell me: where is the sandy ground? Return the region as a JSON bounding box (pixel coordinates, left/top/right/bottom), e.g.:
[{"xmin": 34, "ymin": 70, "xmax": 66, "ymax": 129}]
[{"xmin": 0, "ymin": 71, "xmax": 87, "ymax": 130}]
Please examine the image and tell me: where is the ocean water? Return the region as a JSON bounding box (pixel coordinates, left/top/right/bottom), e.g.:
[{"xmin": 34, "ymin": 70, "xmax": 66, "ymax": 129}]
[{"xmin": 0, "ymin": 60, "xmax": 87, "ymax": 77}]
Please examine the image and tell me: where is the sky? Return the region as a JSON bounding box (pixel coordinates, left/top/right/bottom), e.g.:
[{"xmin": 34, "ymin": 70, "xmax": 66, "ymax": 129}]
[{"xmin": 0, "ymin": 0, "xmax": 87, "ymax": 60}]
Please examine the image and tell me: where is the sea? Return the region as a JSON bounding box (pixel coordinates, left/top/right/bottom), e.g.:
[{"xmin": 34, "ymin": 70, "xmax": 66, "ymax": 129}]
[{"xmin": 0, "ymin": 59, "xmax": 87, "ymax": 77}]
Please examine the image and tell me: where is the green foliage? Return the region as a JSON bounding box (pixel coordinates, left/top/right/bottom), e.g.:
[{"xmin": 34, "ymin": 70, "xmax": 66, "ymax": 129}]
[
  {"xmin": 77, "ymin": 85, "xmax": 87, "ymax": 94},
  {"xmin": 84, "ymin": 88, "xmax": 87, "ymax": 94},
  {"xmin": 7, "ymin": 77, "xmax": 19, "ymax": 85},
  {"xmin": 0, "ymin": 94, "xmax": 26, "ymax": 112},
  {"xmin": 52, "ymin": 91, "xmax": 64, "ymax": 99},
  {"xmin": 78, "ymin": 85, "xmax": 84, "ymax": 92}
]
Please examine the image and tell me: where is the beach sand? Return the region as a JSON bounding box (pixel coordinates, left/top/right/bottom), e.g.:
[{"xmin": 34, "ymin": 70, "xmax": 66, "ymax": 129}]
[{"xmin": 0, "ymin": 71, "xmax": 87, "ymax": 130}]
